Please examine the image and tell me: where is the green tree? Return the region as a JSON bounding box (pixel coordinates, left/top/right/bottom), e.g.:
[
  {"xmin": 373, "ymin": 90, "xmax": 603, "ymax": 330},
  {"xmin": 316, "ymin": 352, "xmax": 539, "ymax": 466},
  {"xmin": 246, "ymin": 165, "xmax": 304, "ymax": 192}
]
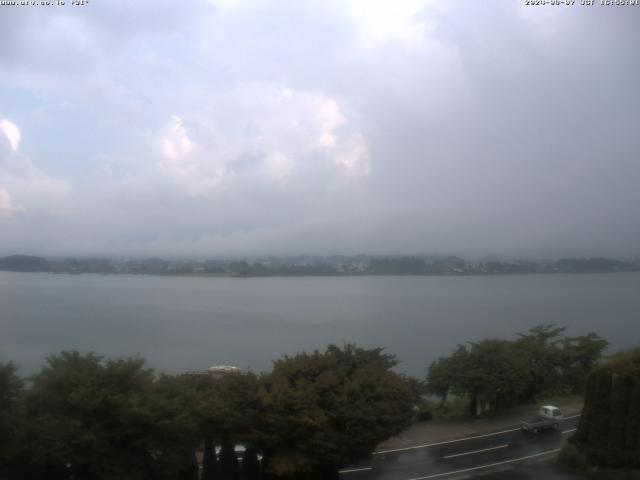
[
  {"xmin": 426, "ymin": 325, "xmax": 607, "ymax": 415},
  {"xmin": 400, "ymin": 375, "xmax": 427, "ymax": 406},
  {"xmin": 21, "ymin": 352, "xmax": 205, "ymax": 480},
  {"xmin": 201, "ymin": 434, "xmax": 218, "ymax": 480},
  {"xmin": 560, "ymin": 333, "xmax": 609, "ymax": 393},
  {"xmin": 218, "ymin": 437, "xmax": 239, "ymax": 480},
  {"xmin": 516, "ymin": 324, "xmax": 567, "ymax": 397},
  {"xmin": 0, "ymin": 362, "xmax": 25, "ymax": 478},
  {"xmin": 242, "ymin": 447, "xmax": 261, "ymax": 480},
  {"xmin": 23, "ymin": 352, "xmax": 156, "ymax": 480},
  {"xmin": 255, "ymin": 344, "xmax": 414, "ymax": 479},
  {"xmin": 426, "ymin": 345, "xmax": 468, "ymax": 403},
  {"xmin": 568, "ymin": 346, "xmax": 640, "ymax": 469},
  {"xmin": 191, "ymin": 372, "xmax": 261, "ymax": 479},
  {"xmin": 145, "ymin": 374, "xmax": 202, "ymax": 480},
  {"xmin": 461, "ymin": 340, "xmax": 529, "ymax": 414}
]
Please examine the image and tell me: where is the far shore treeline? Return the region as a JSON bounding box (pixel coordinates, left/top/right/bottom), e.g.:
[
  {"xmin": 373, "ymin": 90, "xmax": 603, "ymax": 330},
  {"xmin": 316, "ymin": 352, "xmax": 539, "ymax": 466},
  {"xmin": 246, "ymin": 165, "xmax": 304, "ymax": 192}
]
[
  {"xmin": 0, "ymin": 325, "xmax": 619, "ymax": 479},
  {"xmin": 1, "ymin": 254, "xmax": 639, "ymax": 277}
]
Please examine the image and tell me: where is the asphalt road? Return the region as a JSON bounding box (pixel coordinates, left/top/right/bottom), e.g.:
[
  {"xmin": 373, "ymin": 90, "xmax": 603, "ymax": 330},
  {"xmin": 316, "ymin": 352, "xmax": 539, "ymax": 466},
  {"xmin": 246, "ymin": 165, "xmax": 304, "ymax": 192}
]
[{"xmin": 339, "ymin": 415, "xmax": 582, "ymax": 480}]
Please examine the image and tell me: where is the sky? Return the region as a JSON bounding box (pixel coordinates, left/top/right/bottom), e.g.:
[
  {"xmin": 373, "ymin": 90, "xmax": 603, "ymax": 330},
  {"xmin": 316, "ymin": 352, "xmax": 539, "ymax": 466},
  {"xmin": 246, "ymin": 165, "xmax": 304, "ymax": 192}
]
[{"xmin": 0, "ymin": 0, "xmax": 639, "ymax": 258}]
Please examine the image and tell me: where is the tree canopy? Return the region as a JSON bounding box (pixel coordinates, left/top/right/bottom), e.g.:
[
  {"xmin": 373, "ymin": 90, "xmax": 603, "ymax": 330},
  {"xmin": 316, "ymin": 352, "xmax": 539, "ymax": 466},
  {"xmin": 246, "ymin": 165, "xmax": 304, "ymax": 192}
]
[
  {"xmin": 426, "ymin": 325, "xmax": 608, "ymax": 415},
  {"xmin": 0, "ymin": 344, "xmax": 415, "ymax": 480},
  {"xmin": 568, "ymin": 346, "xmax": 640, "ymax": 469},
  {"xmin": 255, "ymin": 344, "xmax": 414, "ymax": 479}
]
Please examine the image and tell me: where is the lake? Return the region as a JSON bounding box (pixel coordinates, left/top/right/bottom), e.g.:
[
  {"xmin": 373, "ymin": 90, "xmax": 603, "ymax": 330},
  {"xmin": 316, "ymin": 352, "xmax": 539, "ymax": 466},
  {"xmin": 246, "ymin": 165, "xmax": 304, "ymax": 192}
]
[{"xmin": 1, "ymin": 271, "xmax": 639, "ymax": 378}]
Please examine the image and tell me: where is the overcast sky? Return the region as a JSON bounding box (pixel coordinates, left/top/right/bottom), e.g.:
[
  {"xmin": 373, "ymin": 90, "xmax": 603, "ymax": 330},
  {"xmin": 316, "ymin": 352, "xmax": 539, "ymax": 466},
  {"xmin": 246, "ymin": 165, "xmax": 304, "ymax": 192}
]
[{"xmin": 0, "ymin": 0, "xmax": 638, "ymax": 258}]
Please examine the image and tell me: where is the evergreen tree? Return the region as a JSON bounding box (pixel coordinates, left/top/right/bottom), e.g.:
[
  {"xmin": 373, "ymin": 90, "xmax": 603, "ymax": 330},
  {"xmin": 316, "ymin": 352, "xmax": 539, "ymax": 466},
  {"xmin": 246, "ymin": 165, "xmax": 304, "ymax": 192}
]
[{"xmin": 568, "ymin": 346, "xmax": 640, "ymax": 469}]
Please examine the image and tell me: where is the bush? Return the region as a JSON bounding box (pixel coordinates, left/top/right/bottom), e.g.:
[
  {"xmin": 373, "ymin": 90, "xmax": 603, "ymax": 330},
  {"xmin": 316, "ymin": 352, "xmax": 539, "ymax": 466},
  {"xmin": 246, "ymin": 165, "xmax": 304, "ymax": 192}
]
[
  {"xmin": 417, "ymin": 406, "xmax": 433, "ymax": 422},
  {"xmin": 430, "ymin": 396, "xmax": 471, "ymax": 419},
  {"xmin": 558, "ymin": 442, "xmax": 589, "ymax": 470}
]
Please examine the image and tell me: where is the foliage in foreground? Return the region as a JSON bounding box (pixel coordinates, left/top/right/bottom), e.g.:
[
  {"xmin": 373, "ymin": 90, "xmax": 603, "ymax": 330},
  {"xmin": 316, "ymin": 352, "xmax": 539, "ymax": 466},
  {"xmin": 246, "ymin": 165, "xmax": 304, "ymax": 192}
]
[
  {"xmin": 256, "ymin": 345, "xmax": 414, "ymax": 478},
  {"xmin": 426, "ymin": 325, "xmax": 608, "ymax": 415},
  {"xmin": 567, "ymin": 346, "xmax": 640, "ymax": 470},
  {"xmin": 0, "ymin": 344, "xmax": 414, "ymax": 480}
]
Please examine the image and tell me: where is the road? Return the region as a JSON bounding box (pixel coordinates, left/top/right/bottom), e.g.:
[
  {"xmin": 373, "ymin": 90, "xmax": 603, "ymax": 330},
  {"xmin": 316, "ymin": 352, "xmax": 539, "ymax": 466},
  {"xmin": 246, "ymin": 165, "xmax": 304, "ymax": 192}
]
[{"xmin": 339, "ymin": 415, "xmax": 581, "ymax": 480}]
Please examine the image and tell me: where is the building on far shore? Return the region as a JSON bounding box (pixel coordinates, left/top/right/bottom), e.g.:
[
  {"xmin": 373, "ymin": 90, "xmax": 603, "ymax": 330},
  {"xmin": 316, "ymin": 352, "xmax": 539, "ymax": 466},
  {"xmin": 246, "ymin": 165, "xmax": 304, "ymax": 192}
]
[
  {"xmin": 185, "ymin": 365, "xmax": 242, "ymax": 379},
  {"xmin": 207, "ymin": 365, "xmax": 241, "ymax": 379}
]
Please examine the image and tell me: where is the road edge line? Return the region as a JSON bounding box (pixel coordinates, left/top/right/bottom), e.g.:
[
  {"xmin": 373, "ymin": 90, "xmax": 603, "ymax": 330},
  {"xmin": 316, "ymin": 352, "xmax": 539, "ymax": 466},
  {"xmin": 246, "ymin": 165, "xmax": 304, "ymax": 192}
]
[
  {"xmin": 405, "ymin": 449, "xmax": 561, "ymax": 480},
  {"xmin": 374, "ymin": 414, "xmax": 581, "ymax": 455}
]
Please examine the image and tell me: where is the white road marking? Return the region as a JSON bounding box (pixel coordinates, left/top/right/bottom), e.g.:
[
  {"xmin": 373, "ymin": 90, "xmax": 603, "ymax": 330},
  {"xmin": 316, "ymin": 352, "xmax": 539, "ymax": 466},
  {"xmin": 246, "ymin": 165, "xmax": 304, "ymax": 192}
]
[
  {"xmin": 338, "ymin": 467, "xmax": 373, "ymax": 474},
  {"xmin": 562, "ymin": 428, "xmax": 577, "ymax": 434},
  {"xmin": 374, "ymin": 414, "xmax": 581, "ymax": 455},
  {"xmin": 404, "ymin": 449, "xmax": 561, "ymax": 480},
  {"xmin": 374, "ymin": 428, "xmax": 520, "ymax": 455},
  {"xmin": 442, "ymin": 443, "xmax": 509, "ymax": 459}
]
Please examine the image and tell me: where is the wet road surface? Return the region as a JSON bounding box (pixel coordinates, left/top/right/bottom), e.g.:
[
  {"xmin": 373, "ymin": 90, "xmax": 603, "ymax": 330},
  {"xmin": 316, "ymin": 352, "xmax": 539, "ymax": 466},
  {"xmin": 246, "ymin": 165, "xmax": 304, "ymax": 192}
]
[{"xmin": 340, "ymin": 415, "xmax": 582, "ymax": 480}]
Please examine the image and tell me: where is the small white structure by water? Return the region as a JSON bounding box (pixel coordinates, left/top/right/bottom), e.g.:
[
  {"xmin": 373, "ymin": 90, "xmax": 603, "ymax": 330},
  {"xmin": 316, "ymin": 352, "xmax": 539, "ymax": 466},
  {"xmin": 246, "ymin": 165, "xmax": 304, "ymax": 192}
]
[{"xmin": 208, "ymin": 365, "xmax": 242, "ymax": 378}]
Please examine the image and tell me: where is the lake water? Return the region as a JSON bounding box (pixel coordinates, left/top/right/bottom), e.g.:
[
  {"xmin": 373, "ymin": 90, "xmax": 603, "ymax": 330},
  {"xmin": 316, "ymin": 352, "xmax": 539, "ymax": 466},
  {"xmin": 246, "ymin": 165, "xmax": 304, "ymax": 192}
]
[{"xmin": 1, "ymin": 271, "xmax": 639, "ymax": 378}]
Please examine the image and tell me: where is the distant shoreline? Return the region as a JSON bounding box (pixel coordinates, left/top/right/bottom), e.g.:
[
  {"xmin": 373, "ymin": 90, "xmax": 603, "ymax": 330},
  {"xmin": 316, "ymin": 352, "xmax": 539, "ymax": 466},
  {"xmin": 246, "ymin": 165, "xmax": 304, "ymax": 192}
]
[
  {"xmin": 1, "ymin": 254, "xmax": 638, "ymax": 278},
  {"xmin": 2, "ymin": 269, "xmax": 639, "ymax": 280}
]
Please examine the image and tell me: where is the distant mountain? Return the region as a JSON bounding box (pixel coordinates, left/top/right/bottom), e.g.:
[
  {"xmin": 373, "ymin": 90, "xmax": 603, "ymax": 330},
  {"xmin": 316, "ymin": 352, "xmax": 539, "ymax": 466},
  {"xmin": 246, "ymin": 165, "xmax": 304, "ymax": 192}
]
[{"xmin": 0, "ymin": 255, "xmax": 50, "ymax": 272}]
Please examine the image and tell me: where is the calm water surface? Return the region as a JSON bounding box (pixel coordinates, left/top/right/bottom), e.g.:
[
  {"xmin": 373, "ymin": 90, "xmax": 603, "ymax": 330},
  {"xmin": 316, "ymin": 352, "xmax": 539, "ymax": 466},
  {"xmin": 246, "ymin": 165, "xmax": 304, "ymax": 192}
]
[{"xmin": 1, "ymin": 272, "xmax": 639, "ymax": 377}]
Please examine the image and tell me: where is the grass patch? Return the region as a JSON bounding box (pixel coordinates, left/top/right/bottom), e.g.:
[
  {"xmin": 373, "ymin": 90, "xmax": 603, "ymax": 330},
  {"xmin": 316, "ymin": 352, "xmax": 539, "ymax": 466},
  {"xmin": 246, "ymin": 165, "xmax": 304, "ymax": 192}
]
[
  {"xmin": 417, "ymin": 396, "xmax": 470, "ymax": 421},
  {"xmin": 533, "ymin": 393, "xmax": 583, "ymax": 410},
  {"xmin": 415, "ymin": 393, "xmax": 583, "ymax": 423}
]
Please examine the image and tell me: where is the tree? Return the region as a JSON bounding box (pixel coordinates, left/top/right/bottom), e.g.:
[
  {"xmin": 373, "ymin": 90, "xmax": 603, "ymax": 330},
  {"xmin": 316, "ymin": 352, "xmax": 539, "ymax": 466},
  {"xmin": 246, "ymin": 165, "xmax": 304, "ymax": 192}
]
[
  {"xmin": 20, "ymin": 351, "xmax": 205, "ymax": 480},
  {"xmin": 218, "ymin": 437, "xmax": 239, "ymax": 480},
  {"xmin": 201, "ymin": 434, "xmax": 218, "ymax": 480},
  {"xmin": 242, "ymin": 447, "xmax": 261, "ymax": 480},
  {"xmin": 516, "ymin": 324, "xmax": 567, "ymax": 397},
  {"xmin": 460, "ymin": 340, "xmax": 530, "ymax": 414},
  {"xmin": 560, "ymin": 333, "xmax": 609, "ymax": 393},
  {"xmin": 367, "ymin": 257, "xmax": 428, "ymax": 275},
  {"xmin": 399, "ymin": 374, "xmax": 427, "ymax": 406},
  {"xmin": 255, "ymin": 344, "xmax": 414, "ymax": 479},
  {"xmin": 0, "ymin": 362, "xmax": 25, "ymax": 478},
  {"xmin": 426, "ymin": 325, "xmax": 608, "ymax": 415},
  {"xmin": 0, "ymin": 255, "xmax": 49, "ymax": 272},
  {"xmin": 568, "ymin": 346, "xmax": 640, "ymax": 469},
  {"xmin": 426, "ymin": 345, "xmax": 468, "ymax": 403},
  {"xmin": 145, "ymin": 374, "xmax": 202, "ymax": 480},
  {"xmin": 191, "ymin": 372, "xmax": 262, "ymax": 479},
  {"xmin": 23, "ymin": 352, "xmax": 157, "ymax": 480}
]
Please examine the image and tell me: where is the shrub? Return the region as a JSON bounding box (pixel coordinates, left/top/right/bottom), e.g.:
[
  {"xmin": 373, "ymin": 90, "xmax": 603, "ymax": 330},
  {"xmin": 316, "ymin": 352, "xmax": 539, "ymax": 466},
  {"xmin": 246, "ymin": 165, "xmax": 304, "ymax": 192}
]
[
  {"xmin": 558, "ymin": 442, "xmax": 588, "ymax": 470},
  {"xmin": 417, "ymin": 406, "xmax": 433, "ymax": 422}
]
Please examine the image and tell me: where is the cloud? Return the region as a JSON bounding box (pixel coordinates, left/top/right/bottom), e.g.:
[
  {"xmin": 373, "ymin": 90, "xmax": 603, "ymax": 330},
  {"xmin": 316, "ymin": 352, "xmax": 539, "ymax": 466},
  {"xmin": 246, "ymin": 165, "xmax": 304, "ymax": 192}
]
[
  {"xmin": 345, "ymin": 0, "xmax": 433, "ymax": 44},
  {"xmin": 0, "ymin": 119, "xmax": 21, "ymax": 151},
  {"xmin": 0, "ymin": 1, "xmax": 638, "ymax": 256},
  {"xmin": 0, "ymin": 188, "xmax": 20, "ymax": 218},
  {"xmin": 0, "ymin": 118, "xmax": 69, "ymax": 218},
  {"xmin": 144, "ymin": 85, "xmax": 369, "ymax": 196}
]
